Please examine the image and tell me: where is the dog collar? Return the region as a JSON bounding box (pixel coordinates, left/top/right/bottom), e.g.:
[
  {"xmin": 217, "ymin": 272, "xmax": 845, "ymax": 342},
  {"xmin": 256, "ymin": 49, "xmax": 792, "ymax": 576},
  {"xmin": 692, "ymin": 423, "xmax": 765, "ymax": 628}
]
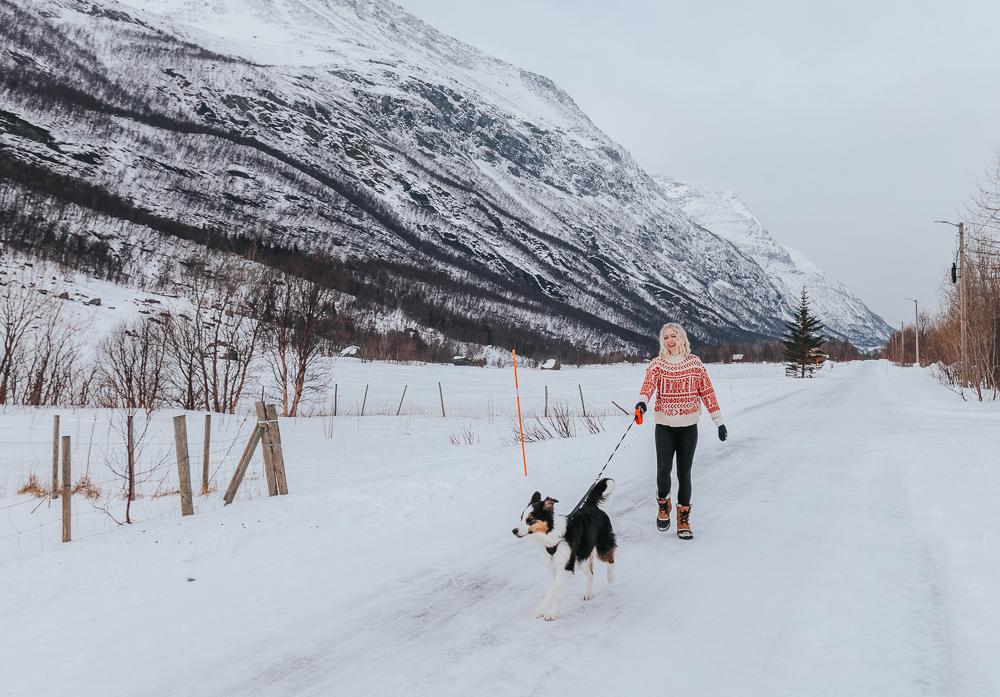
[{"xmin": 546, "ymin": 544, "xmax": 558, "ymax": 556}]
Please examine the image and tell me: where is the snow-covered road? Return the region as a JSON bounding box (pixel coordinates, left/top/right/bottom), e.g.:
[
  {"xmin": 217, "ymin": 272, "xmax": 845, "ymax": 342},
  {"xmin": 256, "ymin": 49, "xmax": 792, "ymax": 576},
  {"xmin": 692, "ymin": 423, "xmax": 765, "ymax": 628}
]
[{"xmin": 3, "ymin": 361, "xmax": 997, "ymax": 696}]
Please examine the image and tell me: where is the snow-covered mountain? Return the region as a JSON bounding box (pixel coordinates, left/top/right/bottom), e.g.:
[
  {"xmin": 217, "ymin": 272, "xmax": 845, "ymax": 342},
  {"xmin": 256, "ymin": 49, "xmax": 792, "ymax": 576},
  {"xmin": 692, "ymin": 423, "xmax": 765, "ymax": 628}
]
[
  {"xmin": 656, "ymin": 178, "xmax": 892, "ymax": 349},
  {"xmin": 0, "ymin": 0, "xmax": 886, "ymax": 353}
]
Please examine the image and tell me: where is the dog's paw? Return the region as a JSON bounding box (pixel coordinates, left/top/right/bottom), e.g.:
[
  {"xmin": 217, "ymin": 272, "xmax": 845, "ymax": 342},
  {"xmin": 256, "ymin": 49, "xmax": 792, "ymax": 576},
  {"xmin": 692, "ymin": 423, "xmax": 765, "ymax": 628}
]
[
  {"xmin": 582, "ymin": 591, "xmax": 593, "ymax": 601},
  {"xmin": 537, "ymin": 604, "xmax": 559, "ymax": 621}
]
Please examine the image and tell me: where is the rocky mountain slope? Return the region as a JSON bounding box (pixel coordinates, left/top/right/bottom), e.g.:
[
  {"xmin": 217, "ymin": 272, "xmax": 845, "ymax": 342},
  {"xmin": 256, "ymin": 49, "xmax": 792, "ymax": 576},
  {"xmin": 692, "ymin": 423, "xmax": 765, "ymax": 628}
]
[
  {"xmin": 656, "ymin": 178, "xmax": 893, "ymax": 349},
  {"xmin": 0, "ymin": 0, "xmax": 888, "ymax": 354}
]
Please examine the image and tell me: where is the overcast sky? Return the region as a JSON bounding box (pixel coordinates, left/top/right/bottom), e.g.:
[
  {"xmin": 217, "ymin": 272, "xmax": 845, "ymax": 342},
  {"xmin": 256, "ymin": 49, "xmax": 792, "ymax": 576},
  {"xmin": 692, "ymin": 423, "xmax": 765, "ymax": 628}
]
[{"xmin": 393, "ymin": 0, "xmax": 1000, "ymax": 328}]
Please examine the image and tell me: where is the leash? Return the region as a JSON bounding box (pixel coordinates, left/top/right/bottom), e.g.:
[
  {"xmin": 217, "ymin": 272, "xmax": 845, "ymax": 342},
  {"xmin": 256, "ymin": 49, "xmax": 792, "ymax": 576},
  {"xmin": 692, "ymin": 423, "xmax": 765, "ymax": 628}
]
[{"xmin": 566, "ymin": 407, "xmax": 643, "ymax": 519}]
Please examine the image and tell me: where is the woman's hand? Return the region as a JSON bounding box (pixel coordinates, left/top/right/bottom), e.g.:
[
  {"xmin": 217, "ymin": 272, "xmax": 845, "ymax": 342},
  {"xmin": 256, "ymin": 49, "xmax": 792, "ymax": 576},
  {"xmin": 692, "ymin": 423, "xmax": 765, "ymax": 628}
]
[
  {"xmin": 718, "ymin": 424, "xmax": 728, "ymax": 441},
  {"xmin": 635, "ymin": 401, "xmax": 647, "ymax": 415}
]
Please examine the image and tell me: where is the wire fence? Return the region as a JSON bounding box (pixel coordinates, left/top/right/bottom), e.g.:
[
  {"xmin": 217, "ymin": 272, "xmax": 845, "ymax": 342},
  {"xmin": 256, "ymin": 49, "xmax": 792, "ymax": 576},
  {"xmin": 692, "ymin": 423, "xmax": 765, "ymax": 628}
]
[
  {"xmin": 0, "ymin": 409, "xmax": 264, "ymax": 556},
  {"xmin": 0, "ymin": 364, "xmax": 779, "ymax": 555}
]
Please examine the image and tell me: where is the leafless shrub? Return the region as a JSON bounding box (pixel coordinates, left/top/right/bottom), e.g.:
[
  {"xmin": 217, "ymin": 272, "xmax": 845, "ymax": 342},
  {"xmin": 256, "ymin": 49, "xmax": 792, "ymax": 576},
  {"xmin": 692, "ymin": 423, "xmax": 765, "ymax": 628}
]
[
  {"xmin": 547, "ymin": 402, "xmax": 576, "ymax": 439},
  {"xmin": 449, "ymin": 423, "xmax": 478, "ymax": 445},
  {"xmin": 17, "ymin": 473, "xmax": 48, "ymax": 497},
  {"xmin": 582, "ymin": 412, "xmax": 606, "ymax": 434},
  {"xmin": 508, "ymin": 400, "xmax": 604, "ymax": 443},
  {"xmin": 72, "ymin": 475, "xmax": 102, "ymax": 501},
  {"xmin": 509, "ymin": 417, "xmax": 552, "ymax": 444},
  {"xmin": 930, "ymin": 361, "xmax": 963, "ymax": 394}
]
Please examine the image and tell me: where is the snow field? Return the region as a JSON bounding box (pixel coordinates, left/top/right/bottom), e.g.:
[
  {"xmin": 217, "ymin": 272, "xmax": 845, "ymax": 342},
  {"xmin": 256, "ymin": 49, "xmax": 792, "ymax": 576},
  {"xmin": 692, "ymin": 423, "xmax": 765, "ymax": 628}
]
[{"xmin": 2, "ymin": 360, "xmax": 998, "ymax": 696}]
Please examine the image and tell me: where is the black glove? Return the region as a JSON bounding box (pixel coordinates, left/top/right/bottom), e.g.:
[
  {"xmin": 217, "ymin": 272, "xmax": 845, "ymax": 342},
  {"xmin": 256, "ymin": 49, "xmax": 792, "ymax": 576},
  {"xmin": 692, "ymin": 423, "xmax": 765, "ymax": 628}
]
[
  {"xmin": 635, "ymin": 401, "xmax": 647, "ymax": 415},
  {"xmin": 718, "ymin": 424, "xmax": 728, "ymax": 442}
]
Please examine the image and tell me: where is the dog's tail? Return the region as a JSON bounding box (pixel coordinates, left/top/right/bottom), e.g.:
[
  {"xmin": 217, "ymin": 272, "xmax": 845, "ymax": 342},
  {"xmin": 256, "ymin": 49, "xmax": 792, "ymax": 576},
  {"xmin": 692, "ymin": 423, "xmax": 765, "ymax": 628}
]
[{"xmin": 586, "ymin": 478, "xmax": 615, "ymax": 507}]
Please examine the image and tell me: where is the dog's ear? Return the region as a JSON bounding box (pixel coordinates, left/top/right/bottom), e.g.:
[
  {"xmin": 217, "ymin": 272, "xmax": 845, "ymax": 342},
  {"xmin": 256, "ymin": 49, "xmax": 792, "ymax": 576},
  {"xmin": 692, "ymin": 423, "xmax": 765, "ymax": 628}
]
[
  {"xmin": 530, "ymin": 491, "xmax": 541, "ymax": 504},
  {"xmin": 542, "ymin": 497, "xmax": 558, "ymax": 511}
]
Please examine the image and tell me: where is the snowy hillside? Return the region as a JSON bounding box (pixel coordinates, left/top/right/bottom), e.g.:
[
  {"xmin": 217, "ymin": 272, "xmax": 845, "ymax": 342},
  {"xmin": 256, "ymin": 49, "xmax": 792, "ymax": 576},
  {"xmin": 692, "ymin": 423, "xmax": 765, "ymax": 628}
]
[
  {"xmin": 0, "ymin": 0, "xmax": 877, "ymax": 356},
  {"xmin": 656, "ymin": 177, "xmax": 893, "ymax": 349},
  {"xmin": 3, "ymin": 361, "xmax": 999, "ymax": 695}
]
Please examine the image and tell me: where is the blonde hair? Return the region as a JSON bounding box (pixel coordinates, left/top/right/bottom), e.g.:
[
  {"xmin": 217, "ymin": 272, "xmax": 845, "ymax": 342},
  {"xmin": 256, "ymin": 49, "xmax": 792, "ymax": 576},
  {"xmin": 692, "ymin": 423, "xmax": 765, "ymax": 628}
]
[{"xmin": 658, "ymin": 322, "xmax": 691, "ymax": 359}]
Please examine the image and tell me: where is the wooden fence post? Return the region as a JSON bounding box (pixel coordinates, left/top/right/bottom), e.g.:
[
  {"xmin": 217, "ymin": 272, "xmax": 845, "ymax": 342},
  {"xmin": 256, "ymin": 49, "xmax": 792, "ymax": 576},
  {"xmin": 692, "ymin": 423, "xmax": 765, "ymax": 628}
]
[
  {"xmin": 51, "ymin": 415, "xmax": 60, "ymax": 499},
  {"xmin": 438, "ymin": 382, "xmax": 446, "ymax": 418},
  {"xmin": 333, "ymin": 383, "xmax": 338, "ymax": 417},
  {"xmin": 223, "ymin": 426, "xmax": 263, "ymax": 505},
  {"xmin": 578, "ymin": 384, "xmax": 587, "ymax": 417},
  {"xmin": 202, "ymin": 414, "xmax": 211, "ymax": 495},
  {"xmin": 173, "ymin": 415, "xmax": 194, "ymax": 517},
  {"xmin": 544, "ymin": 386, "xmax": 549, "ymax": 418},
  {"xmin": 265, "ymin": 404, "xmax": 288, "ymax": 495},
  {"xmin": 256, "ymin": 401, "xmax": 278, "ymax": 497},
  {"xmin": 396, "ymin": 385, "xmax": 408, "ymax": 416},
  {"xmin": 361, "ymin": 384, "xmax": 369, "ymax": 416},
  {"xmin": 61, "ymin": 435, "xmax": 71, "ymax": 542}
]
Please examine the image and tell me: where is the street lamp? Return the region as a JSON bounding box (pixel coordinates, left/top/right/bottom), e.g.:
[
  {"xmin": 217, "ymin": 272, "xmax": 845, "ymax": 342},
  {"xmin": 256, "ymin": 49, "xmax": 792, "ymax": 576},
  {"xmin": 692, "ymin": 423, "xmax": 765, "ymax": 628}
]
[
  {"xmin": 905, "ymin": 297, "xmax": 920, "ymax": 366},
  {"xmin": 933, "ymin": 220, "xmax": 966, "ymax": 383}
]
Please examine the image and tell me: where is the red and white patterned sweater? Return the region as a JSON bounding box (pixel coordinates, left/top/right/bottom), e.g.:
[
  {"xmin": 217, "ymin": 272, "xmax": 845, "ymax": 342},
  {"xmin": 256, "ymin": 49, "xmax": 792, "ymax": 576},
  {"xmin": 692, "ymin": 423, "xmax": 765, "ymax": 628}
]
[{"xmin": 638, "ymin": 354, "xmax": 724, "ymax": 427}]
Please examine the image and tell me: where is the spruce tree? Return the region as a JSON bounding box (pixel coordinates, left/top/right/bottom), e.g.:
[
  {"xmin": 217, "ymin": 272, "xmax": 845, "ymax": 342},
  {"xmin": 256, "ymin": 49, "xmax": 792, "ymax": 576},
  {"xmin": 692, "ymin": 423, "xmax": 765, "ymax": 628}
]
[{"xmin": 782, "ymin": 288, "xmax": 826, "ymax": 378}]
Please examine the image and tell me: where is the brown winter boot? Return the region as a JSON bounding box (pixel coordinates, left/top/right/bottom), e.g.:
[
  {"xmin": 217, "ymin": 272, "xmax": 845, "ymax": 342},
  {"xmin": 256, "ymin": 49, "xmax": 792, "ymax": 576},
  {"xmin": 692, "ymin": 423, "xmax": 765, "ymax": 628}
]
[
  {"xmin": 677, "ymin": 504, "xmax": 693, "ymax": 540},
  {"xmin": 656, "ymin": 497, "xmax": 671, "ymax": 532}
]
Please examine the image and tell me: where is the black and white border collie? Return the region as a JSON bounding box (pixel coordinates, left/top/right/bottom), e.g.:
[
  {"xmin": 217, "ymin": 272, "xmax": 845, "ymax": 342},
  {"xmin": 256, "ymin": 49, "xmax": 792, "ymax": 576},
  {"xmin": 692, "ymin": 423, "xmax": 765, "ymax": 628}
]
[{"xmin": 511, "ymin": 478, "xmax": 617, "ymax": 621}]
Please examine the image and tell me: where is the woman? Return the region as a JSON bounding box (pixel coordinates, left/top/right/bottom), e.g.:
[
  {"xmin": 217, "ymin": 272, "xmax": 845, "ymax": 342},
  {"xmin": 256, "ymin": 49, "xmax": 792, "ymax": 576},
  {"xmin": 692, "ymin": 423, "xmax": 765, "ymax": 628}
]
[{"xmin": 635, "ymin": 323, "xmax": 727, "ymax": 539}]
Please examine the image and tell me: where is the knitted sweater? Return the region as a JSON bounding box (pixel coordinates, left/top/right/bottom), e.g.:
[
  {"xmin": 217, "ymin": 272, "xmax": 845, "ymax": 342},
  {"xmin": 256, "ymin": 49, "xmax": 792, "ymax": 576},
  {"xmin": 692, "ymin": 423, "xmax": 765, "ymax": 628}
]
[{"xmin": 638, "ymin": 354, "xmax": 724, "ymax": 428}]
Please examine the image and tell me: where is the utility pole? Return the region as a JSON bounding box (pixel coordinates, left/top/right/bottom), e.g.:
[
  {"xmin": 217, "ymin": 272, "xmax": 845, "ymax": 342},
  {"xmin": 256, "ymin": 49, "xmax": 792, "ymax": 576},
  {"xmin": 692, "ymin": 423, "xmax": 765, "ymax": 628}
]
[
  {"xmin": 900, "ymin": 321, "xmax": 906, "ymax": 366},
  {"xmin": 935, "ymin": 220, "xmax": 967, "ymax": 384},
  {"xmin": 905, "ymin": 297, "xmax": 920, "ymax": 367},
  {"xmin": 959, "ymin": 222, "xmax": 967, "ymax": 383}
]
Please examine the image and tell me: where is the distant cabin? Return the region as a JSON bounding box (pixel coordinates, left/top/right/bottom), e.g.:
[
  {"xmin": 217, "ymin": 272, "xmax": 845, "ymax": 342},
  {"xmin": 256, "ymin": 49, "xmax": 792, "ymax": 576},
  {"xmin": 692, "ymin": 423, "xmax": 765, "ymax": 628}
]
[
  {"xmin": 340, "ymin": 345, "xmax": 361, "ymax": 358},
  {"xmin": 452, "ymin": 355, "xmax": 485, "ymax": 367},
  {"xmin": 807, "ymin": 349, "xmax": 829, "ymax": 365},
  {"xmin": 731, "ymin": 353, "xmax": 744, "ymax": 362},
  {"xmin": 540, "ymin": 358, "xmax": 561, "ymax": 370}
]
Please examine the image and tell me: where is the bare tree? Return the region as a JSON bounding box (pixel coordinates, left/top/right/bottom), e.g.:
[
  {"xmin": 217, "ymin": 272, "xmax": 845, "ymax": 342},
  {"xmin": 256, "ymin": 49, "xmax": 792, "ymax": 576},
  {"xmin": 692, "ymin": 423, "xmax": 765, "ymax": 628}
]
[
  {"xmin": 170, "ymin": 257, "xmax": 263, "ymax": 414},
  {"xmin": 163, "ymin": 310, "xmax": 205, "ymax": 410},
  {"xmin": 924, "ymin": 152, "xmax": 1000, "ymax": 399},
  {"xmin": 21, "ymin": 302, "xmax": 84, "ymax": 406},
  {"xmin": 98, "ymin": 318, "xmax": 170, "ymax": 411},
  {"xmin": 200, "ymin": 267, "xmax": 262, "ymax": 414},
  {"xmin": 260, "ymin": 275, "xmax": 335, "ymax": 416},
  {"xmin": 0, "ymin": 276, "xmax": 48, "ymax": 404},
  {"xmin": 966, "ymin": 150, "xmax": 1000, "ymax": 236}
]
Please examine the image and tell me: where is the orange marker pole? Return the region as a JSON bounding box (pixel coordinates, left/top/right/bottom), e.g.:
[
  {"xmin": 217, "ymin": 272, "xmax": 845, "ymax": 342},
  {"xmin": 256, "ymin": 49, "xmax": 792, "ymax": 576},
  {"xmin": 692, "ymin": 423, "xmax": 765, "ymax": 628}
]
[{"xmin": 512, "ymin": 349, "xmax": 528, "ymax": 476}]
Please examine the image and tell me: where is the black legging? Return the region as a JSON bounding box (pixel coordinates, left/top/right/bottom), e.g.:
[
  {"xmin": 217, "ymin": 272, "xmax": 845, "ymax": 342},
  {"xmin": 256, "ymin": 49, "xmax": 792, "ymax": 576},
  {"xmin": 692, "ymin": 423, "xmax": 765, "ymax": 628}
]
[{"xmin": 655, "ymin": 424, "xmax": 698, "ymax": 505}]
